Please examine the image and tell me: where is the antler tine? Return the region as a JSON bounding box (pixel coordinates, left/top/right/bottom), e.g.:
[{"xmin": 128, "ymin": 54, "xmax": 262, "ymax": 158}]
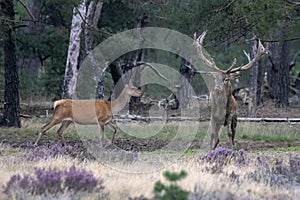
[
  {"xmin": 225, "ymin": 58, "xmax": 237, "ymax": 73},
  {"xmin": 194, "ymin": 31, "xmax": 225, "ymax": 73},
  {"xmin": 228, "ymin": 39, "xmax": 268, "ymax": 74},
  {"xmin": 197, "ymin": 30, "xmax": 207, "ymax": 45}
]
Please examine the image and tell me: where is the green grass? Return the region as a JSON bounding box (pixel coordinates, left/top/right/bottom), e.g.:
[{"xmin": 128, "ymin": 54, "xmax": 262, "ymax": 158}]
[
  {"xmin": 1, "ymin": 119, "xmax": 299, "ymax": 147},
  {"xmin": 235, "ymin": 122, "xmax": 299, "ymax": 142},
  {"xmin": 259, "ymin": 146, "xmax": 300, "ymax": 152}
]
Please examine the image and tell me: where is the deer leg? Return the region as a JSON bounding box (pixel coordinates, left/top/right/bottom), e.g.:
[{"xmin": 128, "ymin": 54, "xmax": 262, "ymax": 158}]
[
  {"xmin": 34, "ymin": 119, "xmax": 61, "ymax": 146},
  {"xmin": 107, "ymin": 122, "xmax": 117, "ymax": 143},
  {"xmin": 227, "ymin": 116, "xmax": 233, "ymax": 146},
  {"xmin": 57, "ymin": 121, "xmax": 72, "ymax": 146},
  {"xmin": 98, "ymin": 122, "xmax": 105, "ymax": 147},
  {"xmin": 210, "ymin": 120, "xmax": 221, "ymax": 149},
  {"xmin": 210, "ymin": 132, "xmax": 219, "ymax": 150},
  {"xmin": 231, "ymin": 114, "xmax": 237, "ymax": 146}
]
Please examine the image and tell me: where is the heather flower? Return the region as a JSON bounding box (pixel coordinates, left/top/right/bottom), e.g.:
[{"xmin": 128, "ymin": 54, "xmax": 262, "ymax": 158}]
[
  {"xmin": 246, "ymin": 155, "xmax": 300, "ymax": 187},
  {"xmin": 201, "ymin": 146, "xmax": 248, "ymax": 166},
  {"xmin": 25, "ymin": 142, "xmax": 89, "ymax": 161},
  {"xmin": 3, "ymin": 174, "xmax": 21, "ymax": 194},
  {"xmin": 64, "ymin": 166, "xmax": 100, "ymax": 193},
  {"xmin": 3, "ymin": 166, "xmax": 106, "ymax": 198}
]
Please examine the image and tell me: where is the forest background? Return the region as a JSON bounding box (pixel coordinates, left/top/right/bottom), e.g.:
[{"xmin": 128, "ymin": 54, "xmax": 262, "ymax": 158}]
[{"xmin": 0, "ymin": 0, "xmax": 300, "ymax": 127}]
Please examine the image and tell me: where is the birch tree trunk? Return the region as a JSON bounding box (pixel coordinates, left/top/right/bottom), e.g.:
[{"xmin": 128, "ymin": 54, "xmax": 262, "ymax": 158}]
[
  {"xmin": 84, "ymin": 1, "xmax": 103, "ymax": 99},
  {"xmin": 248, "ymin": 40, "xmax": 258, "ymax": 117},
  {"xmin": 62, "ymin": 1, "xmax": 86, "ymax": 99}
]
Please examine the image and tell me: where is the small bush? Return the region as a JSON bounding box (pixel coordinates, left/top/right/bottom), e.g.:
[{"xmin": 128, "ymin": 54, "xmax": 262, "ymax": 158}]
[
  {"xmin": 153, "ymin": 170, "xmax": 189, "ymax": 200},
  {"xmin": 3, "ymin": 165, "xmax": 106, "ymax": 199}
]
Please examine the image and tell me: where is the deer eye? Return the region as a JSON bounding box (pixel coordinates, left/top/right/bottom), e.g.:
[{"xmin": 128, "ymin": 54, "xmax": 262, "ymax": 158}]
[{"xmin": 224, "ymin": 78, "xmax": 230, "ymax": 83}]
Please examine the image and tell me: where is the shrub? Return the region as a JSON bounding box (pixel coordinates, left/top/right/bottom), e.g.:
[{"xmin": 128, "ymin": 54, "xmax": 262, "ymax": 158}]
[
  {"xmin": 3, "ymin": 165, "xmax": 106, "ymax": 199},
  {"xmin": 153, "ymin": 170, "xmax": 189, "ymax": 200}
]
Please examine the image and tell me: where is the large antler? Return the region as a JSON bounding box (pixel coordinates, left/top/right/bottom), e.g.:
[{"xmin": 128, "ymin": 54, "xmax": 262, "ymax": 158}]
[
  {"xmin": 195, "ymin": 31, "xmax": 268, "ymax": 74},
  {"xmin": 194, "ymin": 31, "xmax": 225, "ymax": 73},
  {"xmin": 226, "ymin": 40, "xmax": 268, "ymax": 73}
]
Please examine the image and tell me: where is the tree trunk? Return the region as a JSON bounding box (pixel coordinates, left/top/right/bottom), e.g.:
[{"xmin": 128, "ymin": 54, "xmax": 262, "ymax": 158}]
[
  {"xmin": 266, "ymin": 40, "xmax": 290, "ymax": 107},
  {"xmin": 109, "ymin": 60, "xmax": 123, "ymax": 100},
  {"xmin": 109, "ymin": 14, "xmax": 148, "ymax": 103},
  {"xmin": 62, "ymin": 1, "xmax": 86, "ymax": 99},
  {"xmin": 248, "ymin": 39, "xmax": 264, "ymax": 117},
  {"xmin": 1, "ymin": 0, "xmax": 21, "ymax": 127},
  {"xmin": 177, "ymin": 58, "xmax": 195, "ymax": 109},
  {"xmin": 84, "ymin": 1, "xmax": 103, "ymax": 99}
]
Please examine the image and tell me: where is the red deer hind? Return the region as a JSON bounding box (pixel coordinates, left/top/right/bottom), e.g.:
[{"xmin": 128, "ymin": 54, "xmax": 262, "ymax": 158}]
[
  {"xmin": 194, "ymin": 31, "xmax": 268, "ymax": 149},
  {"xmin": 34, "ymin": 84, "xmax": 143, "ymax": 146}
]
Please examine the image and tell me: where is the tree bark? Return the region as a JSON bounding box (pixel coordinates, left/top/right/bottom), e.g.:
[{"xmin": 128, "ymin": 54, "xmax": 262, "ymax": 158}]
[
  {"xmin": 177, "ymin": 58, "xmax": 195, "ymax": 109},
  {"xmin": 62, "ymin": 0, "xmax": 86, "ymax": 99},
  {"xmin": 109, "ymin": 14, "xmax": 148, "ymax": 102},
  {"xmin": 248, "ymin": 39, "xmax": 264, "ymax": 117},
  {"xmin": 0, "ymin": 0, "xmax": 21, "ymax": 127},
  {"xmin": 266, "ymin": 40, "xmax": 290, "ymax": 107},
  {"xmin": 84, "ymin": 1, "xmax": 103, "ymax": 99}
]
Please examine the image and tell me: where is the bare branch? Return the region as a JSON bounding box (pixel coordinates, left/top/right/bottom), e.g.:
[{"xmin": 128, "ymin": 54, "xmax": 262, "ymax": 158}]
[
  {"xmin": 212, "ymin": 0, "xmax": 237, "ymax": 13},
  {"xmin": 289, "ymin": 49, "xmax": 300, "ymax": 69},
  {"xmin": 17, "ymin": 0, "xmax": 37, "ymax": 21},
  {"xmin": 149, "ymin": 0, "xmax": 169, "ymax": 5},
  {"xmin": 243, "ymin": 50, "xmax": 251, "ymax": 62},
  {"xmin": 285, "ymin": 0, "xmax": 300, "ymax": 5},
  {"xmin": 136, "ymin": 61, "xmax": 168, "ymax": 81}
]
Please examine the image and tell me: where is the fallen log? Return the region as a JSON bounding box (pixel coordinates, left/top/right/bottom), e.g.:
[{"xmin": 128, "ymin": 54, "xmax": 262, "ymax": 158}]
[{"xmin": 114, "ymin": 114, "xmax": 300, "ymax": 123}]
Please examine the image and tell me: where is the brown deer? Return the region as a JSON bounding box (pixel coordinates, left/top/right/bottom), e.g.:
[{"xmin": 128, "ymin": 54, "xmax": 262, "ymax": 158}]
[
  {"xmin": 194, "ymin": 31, "xmax": 268, "ymax": 149},
  {"xmin": 34, "ymin": 84, "xmax": 143, "ymax": 146}
]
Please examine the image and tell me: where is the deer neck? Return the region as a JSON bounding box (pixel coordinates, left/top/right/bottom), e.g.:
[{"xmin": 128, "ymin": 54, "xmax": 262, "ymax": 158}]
[{"xmin": 111, "ymin": 89, "xmax": 130, "ymax": 113}]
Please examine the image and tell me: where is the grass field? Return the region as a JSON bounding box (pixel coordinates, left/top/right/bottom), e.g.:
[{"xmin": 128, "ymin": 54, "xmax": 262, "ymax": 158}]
[{"xmin": 0, "ymin": 119, "xmax": 299, "ymax": 199}]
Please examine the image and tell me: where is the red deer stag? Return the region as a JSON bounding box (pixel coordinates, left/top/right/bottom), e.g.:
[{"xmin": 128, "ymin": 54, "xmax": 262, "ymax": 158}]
[
  {"xmin": 34, "ymin": 84, "xmax": 143, "ymax": 146},
  {"xmin": 194, "ymin": 31, "xmax": 268, "ymax": 149}
]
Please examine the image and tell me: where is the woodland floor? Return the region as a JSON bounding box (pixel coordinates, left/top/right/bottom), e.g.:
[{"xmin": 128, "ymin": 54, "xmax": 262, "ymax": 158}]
[{"xmin": 0, "ymin": 96, "xmax": 299, "ymax": 152}]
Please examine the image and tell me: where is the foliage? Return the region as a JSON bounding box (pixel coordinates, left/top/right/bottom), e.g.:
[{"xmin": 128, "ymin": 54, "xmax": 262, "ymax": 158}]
[
  {"xmin": 3, "ymin": 165, "xmax": 106, "ymax": 199},
  {"xmin": 153, "ymin": 170, "xmax": 189, "ymax": 200},
  {"xmin": 1, "ymin": 0, "xmax": 299, "ymax": 100}
]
